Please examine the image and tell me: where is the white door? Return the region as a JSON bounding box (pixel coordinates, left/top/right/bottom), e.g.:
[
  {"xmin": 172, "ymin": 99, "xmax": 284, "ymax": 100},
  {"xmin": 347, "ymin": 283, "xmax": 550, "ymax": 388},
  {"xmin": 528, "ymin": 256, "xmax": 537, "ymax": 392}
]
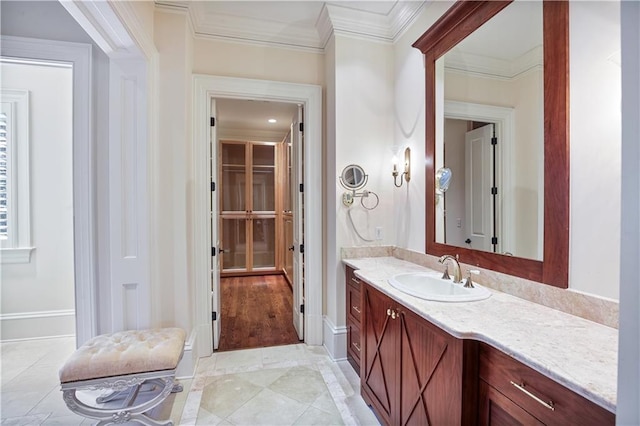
[
  {"xmin": 292, "ymin": 105, "xmax": 304, "ymax": 340},
  {"xmin": 464, "ymin": 124, "xmax": 494, "ymax": 252},
  {"xmin": 210, "ymin": 98, "xmax": 221, "ymax": 350}
]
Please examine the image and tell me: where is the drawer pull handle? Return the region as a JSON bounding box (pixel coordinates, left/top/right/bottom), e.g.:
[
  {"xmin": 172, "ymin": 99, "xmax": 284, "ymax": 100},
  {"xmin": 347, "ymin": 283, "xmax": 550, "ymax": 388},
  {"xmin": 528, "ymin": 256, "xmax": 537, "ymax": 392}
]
[
  {"xmin": 351, "ymin": 277, "xmax": 360, "ymax": 284},
  {"xmin": 510, "ymin": 381, "xmax": 555, "ymax": 411},
  {"xmin": 352, "ymin": 305, "xmax": 361, "ymax": 314},
  {"xmin": 352, "ymin": 342, "xmax": 361, "ymax": 352}
]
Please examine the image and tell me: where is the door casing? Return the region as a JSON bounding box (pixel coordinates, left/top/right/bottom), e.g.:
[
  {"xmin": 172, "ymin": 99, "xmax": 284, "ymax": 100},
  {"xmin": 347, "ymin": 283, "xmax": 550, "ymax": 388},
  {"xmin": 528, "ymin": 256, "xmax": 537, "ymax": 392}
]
[{"xmin": 193, "ymin": 75, "xmax": 323, "ymax": 357}]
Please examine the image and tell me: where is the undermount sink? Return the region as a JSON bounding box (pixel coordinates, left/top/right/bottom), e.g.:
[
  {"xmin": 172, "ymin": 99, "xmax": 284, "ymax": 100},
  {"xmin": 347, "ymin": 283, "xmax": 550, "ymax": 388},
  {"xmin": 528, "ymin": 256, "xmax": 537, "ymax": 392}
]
[{"xmin": 388, "ymin": 272, "xmax": 491, "ymax": 302}]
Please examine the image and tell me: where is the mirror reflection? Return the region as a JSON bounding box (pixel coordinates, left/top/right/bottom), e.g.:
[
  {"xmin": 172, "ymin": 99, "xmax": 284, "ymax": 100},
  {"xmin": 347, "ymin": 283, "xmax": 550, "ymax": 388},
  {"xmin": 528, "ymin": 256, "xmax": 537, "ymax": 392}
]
[{"xmin": 434, "ymin": 1, "xmax": 543, "ymax": 260}]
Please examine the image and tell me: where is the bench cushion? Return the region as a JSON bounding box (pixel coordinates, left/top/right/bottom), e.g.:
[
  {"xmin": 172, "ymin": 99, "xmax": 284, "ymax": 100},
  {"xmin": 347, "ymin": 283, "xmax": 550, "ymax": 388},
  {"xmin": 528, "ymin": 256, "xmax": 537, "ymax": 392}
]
[{"xmin": 59, "ymin": 328, "xmax": 186, "ymax": 384}]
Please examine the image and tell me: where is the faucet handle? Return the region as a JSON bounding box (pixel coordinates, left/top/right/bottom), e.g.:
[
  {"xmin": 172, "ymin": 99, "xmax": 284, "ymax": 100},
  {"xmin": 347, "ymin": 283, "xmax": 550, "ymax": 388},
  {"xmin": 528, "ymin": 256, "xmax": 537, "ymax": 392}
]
[
  {"xmin": 464, "ymin": 269, "xmax": 480, "ymax": 288},
  {"xmin": 441, "ymin": 265, "xmax": 451, "ymax": 280}
]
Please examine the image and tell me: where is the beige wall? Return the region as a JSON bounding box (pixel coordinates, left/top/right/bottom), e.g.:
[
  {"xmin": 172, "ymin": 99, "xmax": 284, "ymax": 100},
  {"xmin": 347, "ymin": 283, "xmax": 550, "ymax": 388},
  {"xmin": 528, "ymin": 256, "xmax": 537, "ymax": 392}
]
[
  {"xmin": 193, "ymin": 38, "xmax": 324, "ymax": 86},
  {"xmin": 152, "ymin": 10, "xmax": 195, "ymax": 331},
  {"xmin": 152, "ymin": 8, "xmax": 327, "ymax": 333}
]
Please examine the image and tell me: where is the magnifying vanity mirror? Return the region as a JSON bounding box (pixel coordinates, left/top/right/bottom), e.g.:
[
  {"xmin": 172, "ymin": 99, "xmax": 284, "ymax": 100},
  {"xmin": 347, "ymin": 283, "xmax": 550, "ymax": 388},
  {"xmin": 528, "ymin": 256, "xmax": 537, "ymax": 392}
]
[
  {"xmin": 340, "ymin": 164, "xmax": 368, "ymax": 191},
  {"xmin": 413, "ymin": 1, "xmax": 569, "ymax": 288}
]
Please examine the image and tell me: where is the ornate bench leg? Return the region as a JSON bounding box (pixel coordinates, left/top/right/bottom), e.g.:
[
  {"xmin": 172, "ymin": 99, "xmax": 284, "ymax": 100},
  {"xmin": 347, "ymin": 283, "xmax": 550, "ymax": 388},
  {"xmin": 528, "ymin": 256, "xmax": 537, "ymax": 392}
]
[
  {"xmin": 62, "ymin": 376, "xmax": 175, "ymax": 426},
  {"xmin": 171, "ymin": 379, "xmax": 183, "ymax": 393}
]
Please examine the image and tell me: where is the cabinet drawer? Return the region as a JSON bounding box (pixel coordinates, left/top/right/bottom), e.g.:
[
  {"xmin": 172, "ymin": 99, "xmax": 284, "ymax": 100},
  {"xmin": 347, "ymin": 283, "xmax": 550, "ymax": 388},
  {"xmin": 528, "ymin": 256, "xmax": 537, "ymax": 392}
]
[
  {"xmin": 347, "ymin": 284, "xmax": 362, "ymax": 323},
  {"xmin": 346, "ymin": 266, "xmax": 362, "ymax": 290},
  {"xmin": 347, "ymin": 324, "xmax": 362, "ymax": 365},
  {"xmin": 479, "ymin": 344, "xmax": 614, "ymax": 425}
]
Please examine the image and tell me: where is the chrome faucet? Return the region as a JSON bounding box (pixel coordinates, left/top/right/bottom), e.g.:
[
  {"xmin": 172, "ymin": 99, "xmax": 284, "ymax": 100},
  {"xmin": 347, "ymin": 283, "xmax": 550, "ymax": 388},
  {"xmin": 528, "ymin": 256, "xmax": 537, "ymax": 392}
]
[{"xmin": 438, "ymin": 254, "xmax": 462, "ymax": 283}]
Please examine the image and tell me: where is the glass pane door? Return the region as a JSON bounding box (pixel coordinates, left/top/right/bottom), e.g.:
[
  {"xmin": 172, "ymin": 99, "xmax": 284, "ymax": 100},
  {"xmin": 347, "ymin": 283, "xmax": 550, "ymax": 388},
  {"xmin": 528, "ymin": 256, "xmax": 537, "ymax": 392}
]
[
  {"xmin": 221, "ymin": 217, "xmax": 247, "ymax": 271},
  {"xmin": 222, "ymin": 143, "xmax": 246, "ymax": 213},
  {"xmin": 252, "ymin": 144, "xmax": 275, "ymax": 212},
  {"xmin": 252, "ymin": 217, "xmax": 275, "ymax": 268}
]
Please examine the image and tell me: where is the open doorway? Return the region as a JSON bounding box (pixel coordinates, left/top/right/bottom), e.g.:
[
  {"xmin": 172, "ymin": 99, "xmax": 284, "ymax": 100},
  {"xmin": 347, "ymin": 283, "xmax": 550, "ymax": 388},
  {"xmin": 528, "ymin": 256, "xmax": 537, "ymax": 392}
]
[
  {"xmin": 193, "ymin": 75, "xmax": 322, "ymax": 357},
  {"xmin": 213, "ymin": 98, "xmax": 304, "ymax": 352}
]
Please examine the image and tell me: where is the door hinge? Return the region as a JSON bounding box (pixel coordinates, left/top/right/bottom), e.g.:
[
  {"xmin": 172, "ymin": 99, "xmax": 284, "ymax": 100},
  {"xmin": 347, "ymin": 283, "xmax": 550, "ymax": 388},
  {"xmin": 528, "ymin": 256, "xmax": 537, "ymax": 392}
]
[
  {"xmin": 300, "ymin": 244, "xmax": 304, "ymax": 254},
  {"xmin": 491, "ymin": 187, "xmax": 498, "ymax": 195},
  {"xmin": 211, "ymin": 247, "xmax": 216, "ymax": 257},
  {"xmin": 210, "ymin": 117, "xmax": 215, "ymax": 127},
  {"xmin": 299, "ymin": 183, "xmax": 304, "ymax": 193},
  {"xmin": 300, "ymin": 304, "xmax": 304, "ymax": 314},
  {"xmin": 299, "ymin": 122, "xmax": 304, "ymax": 132},
  {"xmin": 212, "ymin": 311, "xmax": 217, "ymax": 321},
  {"xmin": 211, "ymin": 182, "xmax": 216, "ymax": 192},
  {"xmin": 491, "ymin": 136, "xmax": 497, "ymax": 145},
  {"xmin": 491, "ymin": 237, "xmax": 498, "ymax": 245}
]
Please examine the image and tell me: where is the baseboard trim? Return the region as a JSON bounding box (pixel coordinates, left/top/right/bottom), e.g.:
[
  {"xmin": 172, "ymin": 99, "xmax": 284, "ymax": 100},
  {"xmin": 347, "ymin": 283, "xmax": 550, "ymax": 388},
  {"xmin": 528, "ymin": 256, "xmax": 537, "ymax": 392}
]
[
  {"xmin": 323, "ymin": 315, "xmax": 347, "ymax": 361},
  {"xmin": 176, "ymin": 327, "xmax": 197, "ymax": 379},
  {"xmin": 0, "ymin": 309, "xmax": 76, "ymax": 341}
]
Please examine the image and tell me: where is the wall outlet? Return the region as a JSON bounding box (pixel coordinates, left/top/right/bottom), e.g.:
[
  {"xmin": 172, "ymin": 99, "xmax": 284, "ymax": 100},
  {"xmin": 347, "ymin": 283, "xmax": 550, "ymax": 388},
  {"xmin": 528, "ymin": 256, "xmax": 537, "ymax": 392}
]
[
  {"xmin": 375, "ymin": 227, "xmax": 383, "ymax": 240},
  {"xmin": 457, "ymin": 218, "xmax": 462, "ymax": 228}
]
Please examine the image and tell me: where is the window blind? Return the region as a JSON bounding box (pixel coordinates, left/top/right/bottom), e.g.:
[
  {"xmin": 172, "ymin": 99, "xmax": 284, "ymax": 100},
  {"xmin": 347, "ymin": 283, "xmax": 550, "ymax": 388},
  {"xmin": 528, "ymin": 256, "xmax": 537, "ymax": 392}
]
[{"xmin": 0, "ymin": 111, "xmax": 8, "ymax": 239}]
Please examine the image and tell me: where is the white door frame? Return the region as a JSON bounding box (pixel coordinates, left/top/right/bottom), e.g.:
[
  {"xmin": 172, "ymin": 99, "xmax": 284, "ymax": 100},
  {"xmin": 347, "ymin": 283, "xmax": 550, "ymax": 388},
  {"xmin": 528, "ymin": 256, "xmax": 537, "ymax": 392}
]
[
  {"xmin": 193, "ymin": 75, "xmax": 323, "ymax": 357},
  {"xmin": 1, "ymin": 36, "xmax": 96, "ymax": 346}
]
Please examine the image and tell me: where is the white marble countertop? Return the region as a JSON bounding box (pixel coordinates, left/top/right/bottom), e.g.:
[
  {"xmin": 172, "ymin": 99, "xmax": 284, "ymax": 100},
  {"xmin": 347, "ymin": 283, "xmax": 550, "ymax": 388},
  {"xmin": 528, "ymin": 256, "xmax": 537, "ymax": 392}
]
[{"xmin": 343, "ymin": 256, "xmax": 618, "ymax": 413}]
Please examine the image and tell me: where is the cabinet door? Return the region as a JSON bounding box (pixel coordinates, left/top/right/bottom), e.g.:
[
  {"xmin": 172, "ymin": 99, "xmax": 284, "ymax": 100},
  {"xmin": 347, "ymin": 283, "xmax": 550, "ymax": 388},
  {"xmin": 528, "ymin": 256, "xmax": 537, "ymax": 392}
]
[
  {"xmin": 220, "ymin": 141, "xmax": 277, "ymax": 273},
  {"xmin": 399, "ymin": 307, "xmax": 466, "ymax": 425},
  {"xmin": 362, "ymin": 285, "xmax": 399, "ymax": 425},
  {"xmin": 479, "ymin": 380, "xmax": 544, "ymax": 426}
]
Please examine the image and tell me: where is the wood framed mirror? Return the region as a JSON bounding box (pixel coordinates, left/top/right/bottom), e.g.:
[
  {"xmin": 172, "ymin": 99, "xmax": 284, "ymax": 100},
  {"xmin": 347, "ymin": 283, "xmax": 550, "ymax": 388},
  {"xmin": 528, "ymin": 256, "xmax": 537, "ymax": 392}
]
[{"xmin": 413, "ymin": 1, "xmax": 569, "ymax": 288}]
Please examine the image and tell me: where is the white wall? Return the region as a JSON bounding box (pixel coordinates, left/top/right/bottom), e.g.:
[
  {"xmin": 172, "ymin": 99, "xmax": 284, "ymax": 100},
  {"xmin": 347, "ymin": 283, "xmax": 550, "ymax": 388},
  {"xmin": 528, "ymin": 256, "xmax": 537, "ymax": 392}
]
[
  {"xmin": 617, "ymin": 2, "xmax": 640, "ymax": 422},
  {"xmin": 0, "ymin": 62, "xmax": 75, "ymax": 340},
  {"xmin": 394, "ymin": 1, "xmax": 621, "ymax": 300},
  {"xmin": 569, "ymin": 2, "xmax": 621, "ymax": 300},
  {"xmin": 393, "ymin": 1, "xmax": 454, "ymax": 251},
  {"xmin": 325, "ymin": 34, "xmax": 395, "ymax": 358}
]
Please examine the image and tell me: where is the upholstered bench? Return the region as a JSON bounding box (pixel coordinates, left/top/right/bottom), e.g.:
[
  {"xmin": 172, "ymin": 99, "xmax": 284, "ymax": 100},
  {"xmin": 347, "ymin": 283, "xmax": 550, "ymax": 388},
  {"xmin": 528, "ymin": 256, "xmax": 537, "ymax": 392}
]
[{"xmin": 59, "ymin": 328, "xmax": 186, "ymax": 426}]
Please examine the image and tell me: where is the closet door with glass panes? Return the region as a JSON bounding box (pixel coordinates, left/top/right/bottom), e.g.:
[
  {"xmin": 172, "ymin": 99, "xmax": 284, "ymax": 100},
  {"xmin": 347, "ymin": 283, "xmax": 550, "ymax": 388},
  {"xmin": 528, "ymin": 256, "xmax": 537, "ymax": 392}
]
[{"xmin": 220, "ymin": 141, "xmax": 277, "ymax": 274}]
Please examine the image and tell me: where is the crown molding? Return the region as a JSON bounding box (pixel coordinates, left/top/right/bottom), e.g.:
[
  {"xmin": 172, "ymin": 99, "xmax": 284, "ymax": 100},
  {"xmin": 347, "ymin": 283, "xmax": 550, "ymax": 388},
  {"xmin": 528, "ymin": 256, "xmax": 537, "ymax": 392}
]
[
  {"xmin": 155, "ymin": 1, "xmax": 426, "ymax": 52},
  {"xmin": 444, "ymin": 45, "xmax": 543, "ymax": 80},
  {"xmin": 318, "ymin": 2, "xmax": 425, "ymax": 47}
]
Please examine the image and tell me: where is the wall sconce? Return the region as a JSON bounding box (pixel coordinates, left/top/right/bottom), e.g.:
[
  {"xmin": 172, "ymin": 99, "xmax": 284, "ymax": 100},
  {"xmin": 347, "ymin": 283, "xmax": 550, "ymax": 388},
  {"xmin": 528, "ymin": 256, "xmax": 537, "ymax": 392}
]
[{"xmin": 392, "ymin": 147, "xmax": 411, "ymax": 187}]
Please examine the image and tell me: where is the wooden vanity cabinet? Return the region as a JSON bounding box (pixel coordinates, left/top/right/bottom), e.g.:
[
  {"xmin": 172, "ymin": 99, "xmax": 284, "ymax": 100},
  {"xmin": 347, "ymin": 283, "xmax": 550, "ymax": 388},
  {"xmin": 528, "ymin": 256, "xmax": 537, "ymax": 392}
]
[
  {"xmin": 361, "ymin": 282, "xmax": 478, "ymax": 425},
  {"xmin": 346, "ymin": 266, "xmax": 363, "ymax": 373},
  {"xmin": 478, "ymin": 344, "xmax": 614, "ymax": 426}
]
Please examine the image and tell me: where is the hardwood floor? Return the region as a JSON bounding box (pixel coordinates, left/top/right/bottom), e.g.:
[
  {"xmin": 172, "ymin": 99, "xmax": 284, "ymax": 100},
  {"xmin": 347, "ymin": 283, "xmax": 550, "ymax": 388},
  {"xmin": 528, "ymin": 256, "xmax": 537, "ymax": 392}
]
[{"xmin": 218, "ymin": 274, "xmax": 302, "ymax": 352}]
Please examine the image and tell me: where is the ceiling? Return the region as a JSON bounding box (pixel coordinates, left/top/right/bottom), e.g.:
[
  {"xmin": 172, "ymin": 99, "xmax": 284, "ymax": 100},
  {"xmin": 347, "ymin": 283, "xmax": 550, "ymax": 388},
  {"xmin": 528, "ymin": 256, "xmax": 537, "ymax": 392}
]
[{"xmin": 155, "ymin": 1, "xmax": 426, "ymax": 51}]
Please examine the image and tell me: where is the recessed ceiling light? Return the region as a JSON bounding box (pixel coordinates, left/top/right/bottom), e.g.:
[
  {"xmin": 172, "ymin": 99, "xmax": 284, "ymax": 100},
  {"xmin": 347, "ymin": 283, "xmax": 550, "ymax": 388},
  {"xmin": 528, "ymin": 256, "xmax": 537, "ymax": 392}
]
[{"xmin": 268, "ymin": 119, "xmax": 277, "ymax": 123}]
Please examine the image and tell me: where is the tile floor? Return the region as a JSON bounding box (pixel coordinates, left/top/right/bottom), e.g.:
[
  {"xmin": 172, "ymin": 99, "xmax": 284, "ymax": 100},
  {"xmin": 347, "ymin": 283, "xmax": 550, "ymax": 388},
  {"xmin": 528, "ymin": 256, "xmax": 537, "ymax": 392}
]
[{"xmin": 1, "ymin": 337, "xmax": 379, "ymax": 426}]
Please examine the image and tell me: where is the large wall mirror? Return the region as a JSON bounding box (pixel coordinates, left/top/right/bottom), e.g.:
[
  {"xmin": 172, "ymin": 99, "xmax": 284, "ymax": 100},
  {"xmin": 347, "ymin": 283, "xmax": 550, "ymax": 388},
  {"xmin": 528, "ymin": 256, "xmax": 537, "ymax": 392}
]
[{"xmin": 413, "ymin": 1, "xmax": 569, "ymax": 288}]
